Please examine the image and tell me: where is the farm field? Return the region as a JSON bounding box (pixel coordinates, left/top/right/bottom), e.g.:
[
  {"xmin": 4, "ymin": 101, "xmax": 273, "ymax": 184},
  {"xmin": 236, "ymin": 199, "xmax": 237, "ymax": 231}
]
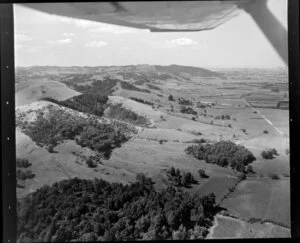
[
  {"xmin": 221, "ymin": 178, "xmax": 290, "ymax": 227},
  {"xmin": 207, "ymin": 215, "xmax": 290, "ymax": 238}
]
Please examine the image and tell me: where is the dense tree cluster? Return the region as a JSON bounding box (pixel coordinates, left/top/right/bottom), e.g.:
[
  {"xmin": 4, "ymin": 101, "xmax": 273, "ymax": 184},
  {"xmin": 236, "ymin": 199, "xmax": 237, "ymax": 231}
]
[
  {"xmin": 18, "ymin": 107, "xmax": 130, "ymax": 159},
  {"xmin": 178, "ymin": 98, "xmax": 193, "ymax": 106},
  {"xmin": 129, "ymin": 97, "xmax": 154, "ymax": 106},
  {"xmin": 180, "ymin": 106, "xmax": 197, "ymax": 115},
  {"xmin": 16, "ymin": 158, "xmax": 31, "ymax": 168},
  {"xmin": 106, "ymin": 104, "xmax": 150, "ymax": 127},
  {"xmin": 261, "ymin": 148, "xmax": 278, "ymax": 160},
  {"xmin": 166, "ymin": 167, "xmax": 197, "ymax": 187},
  {"xmin": 76, "ymin": 122, "xmax": 127, "ymax": 159},
  {"xmin": 41, "ymin": 93, "xmax": 108, "ymax": 117},
  {"xmin": 60, "ymin": 94, "xmax": 108, "ymax": 117},
  {"xmin": 185, "ymin": 141, "xmax": 256, "ymax": 172},
  {"xmin": 85, "ymin": 155, "xmax": 102, "ymax": 168},
  {"xmin": 17, "ymin": 176, "xmax": 217, "ymax": 242},
  {"xmin": 86, "ymin": 157, "xmax": 97, "ymax": 168}
]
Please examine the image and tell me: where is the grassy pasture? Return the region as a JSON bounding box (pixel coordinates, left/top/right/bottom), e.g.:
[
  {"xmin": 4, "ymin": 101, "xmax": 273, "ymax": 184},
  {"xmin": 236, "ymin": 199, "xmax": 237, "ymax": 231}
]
[
  {"xmin": 256, "ymin": 108, "xmax": 289, "ymax": 135},
  {"xmin": 15, "ymin": 79, "xmax": 80, "ymax": 106},
  {"xmin": 220, "ymin": 178, "xmax": 290, "ymax": 227},
  {"xmin": 208, "ymin": 215, "xmax": 290, "ymax": 238},
  {"xmin": 248, "ymin": 148, "xmax": 289, "ymax": 176},
  {"xmin": 17, "ymin": 124, "xmax": 239, "ymax": 201},
  {"xmin": 194, "ymin": 176, "xmax": 239, "ymax": 203},
  {"xmin": 16, "ymin": 128, "xmax": 134, "ymax": 199}
]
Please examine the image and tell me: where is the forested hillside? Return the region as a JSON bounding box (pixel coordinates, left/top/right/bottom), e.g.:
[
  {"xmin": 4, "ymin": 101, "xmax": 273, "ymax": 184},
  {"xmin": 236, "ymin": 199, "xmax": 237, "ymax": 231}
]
[{"xmin": 17, "ymin": 175, "xmax": 217, "ymax": 242}]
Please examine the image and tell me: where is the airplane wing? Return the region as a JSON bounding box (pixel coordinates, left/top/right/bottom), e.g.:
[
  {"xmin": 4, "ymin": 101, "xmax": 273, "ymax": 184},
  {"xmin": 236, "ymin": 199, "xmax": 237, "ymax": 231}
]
[
  {"xmin": 21, "ymin": 1, "xmax": 243, "ymax": 32},
  {"xmin": 21, "ymin": 1, "xmax": 288, "ymax": 64}
]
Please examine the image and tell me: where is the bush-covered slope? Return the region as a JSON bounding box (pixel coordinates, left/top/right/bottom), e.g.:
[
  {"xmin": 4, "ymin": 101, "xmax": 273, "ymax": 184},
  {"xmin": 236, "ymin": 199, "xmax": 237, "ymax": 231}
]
[
  {"xmin": 41, "ymin": 93, "xmax": 108, "ymax": 117},
  {"xmin": 16, "ymin": 104, "xmax": 135, "ymax": 158},
  {"xmin": 106, "ymin": 103, "xmax": 150, "ymax": 127}
]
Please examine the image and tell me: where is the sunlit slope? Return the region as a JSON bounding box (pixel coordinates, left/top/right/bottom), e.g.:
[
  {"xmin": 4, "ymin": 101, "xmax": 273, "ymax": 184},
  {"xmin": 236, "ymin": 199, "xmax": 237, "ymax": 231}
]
[{"xmin": 16, "ymin": 80, "xmax": 80, "ymax": 106}]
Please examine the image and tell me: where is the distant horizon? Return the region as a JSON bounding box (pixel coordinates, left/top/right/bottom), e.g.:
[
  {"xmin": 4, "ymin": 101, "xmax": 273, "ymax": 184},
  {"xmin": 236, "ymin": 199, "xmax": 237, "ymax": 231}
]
[
  {"xmin": 14, "ymin": 0, "xmax": 287, "ymax": 68},
  {"xmin": 15, "ymin": 63, "xmax": 288, "ymax": 71}
]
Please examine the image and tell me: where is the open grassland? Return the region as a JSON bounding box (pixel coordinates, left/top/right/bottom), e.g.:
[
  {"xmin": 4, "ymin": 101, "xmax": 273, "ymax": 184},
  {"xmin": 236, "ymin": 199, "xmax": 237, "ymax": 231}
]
[
  {"xmin": 16, "ymin": 128, "xmax": 239, "ymax": 201},
  {"xmin": 16, "ymin": 128, "xmax": 136, "ymax": 198},
  {"xmin": 15, "ymin": 79, "xmax": 80, "ymax": 106},
  {"xmin": 220, "ymin": 178, "xmax": 290, "ymax": 227},
  {"xmin": 195, "ymin": 177, "xmax": 239, "ymax": 203},
  {"xmin": 106, "ymin": 138, "xmax": 239, "ymax": 195},
  {"xmin": 207, "ymin": 215, "xmax": 290, "ymax": 238}
]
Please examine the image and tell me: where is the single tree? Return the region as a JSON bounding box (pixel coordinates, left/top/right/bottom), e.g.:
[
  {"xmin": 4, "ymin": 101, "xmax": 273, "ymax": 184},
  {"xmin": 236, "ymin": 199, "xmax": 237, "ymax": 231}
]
[
  {"xmin": 246, "ymin": 165, "xmax": 254, "ymax": 174},
  {"xmin": 198, "ymin": 169, "xmax": 209, "ymax": 178},
  {"xmin": 168, "ymin": 95, "xmax": 175, "ymax": 101}
]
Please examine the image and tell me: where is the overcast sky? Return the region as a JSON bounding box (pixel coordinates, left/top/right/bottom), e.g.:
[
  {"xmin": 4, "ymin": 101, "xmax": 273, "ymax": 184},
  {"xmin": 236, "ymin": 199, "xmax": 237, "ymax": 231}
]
[{"xmin": 14, "ymin": 0, "xmax": 287, "ymax": 68}]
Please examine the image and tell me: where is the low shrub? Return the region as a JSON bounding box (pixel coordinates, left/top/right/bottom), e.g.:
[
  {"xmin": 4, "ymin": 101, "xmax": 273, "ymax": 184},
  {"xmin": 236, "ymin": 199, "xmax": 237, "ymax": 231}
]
[
  {"xmin": 86, "ymin": 157, "xmax": 99, "ymax": 168},
  {"xmin": 129, "ymin": 97, "xmax": 154, "ymax": 106},
  {"xmin": 180, "ymin": 106, "xmax": 197, "ymax": 115},
  {"xmin": 268, "ymin": 173, "xmax": 280, "ymax": 180},
  {"xmin": 261, "ymin": 148, "xmax": 278, "ymax": 159},
  {"xmin": 168, "ymin": 95, "xmax": 175, "ymax": 101},
  {"xmin": 17, "ymin": 169, "xmax": 35, "ymax": 180},
  {"xmin": 198, "ymin": 169, "xmax": 209, "ymax": 178}
]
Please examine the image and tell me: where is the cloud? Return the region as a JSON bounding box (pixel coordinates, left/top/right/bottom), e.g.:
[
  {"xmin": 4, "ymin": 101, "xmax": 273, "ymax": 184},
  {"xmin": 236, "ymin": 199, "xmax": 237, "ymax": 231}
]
[
  {"xmin": 15, "ymin": 34, "xmax": 33, "ymax": 42},
  {"xmin": 57, "ymin": 15, "xmax": 139, "ymax": 34},
  {"xmin": 74, "ymin": 19, "xmax": 99, "ymax": 28},
  {"xmin": 57, "ymin": 16, "xmax": 74, "ymax": 24},
  {"xmin": 85, "ymin": 40, "xmax": 107, "ymax": 48},
  {"xmin": 47, "ymin": 38, "xmax": 72, "ymax": 45},
  {"xmin": 57, "ymin": 16, "xmax": 99, "ymax": 29},
  {"xmin": 165, "ymin": 38, "xmax": 198, "ymax": 47},
  {"xmin": 89, "ymin": 23, "xmax": 138, "ymax": 34},
  {"xmin": 62, "ymin": 32, "xmax": 75, "ymax": 37}
]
